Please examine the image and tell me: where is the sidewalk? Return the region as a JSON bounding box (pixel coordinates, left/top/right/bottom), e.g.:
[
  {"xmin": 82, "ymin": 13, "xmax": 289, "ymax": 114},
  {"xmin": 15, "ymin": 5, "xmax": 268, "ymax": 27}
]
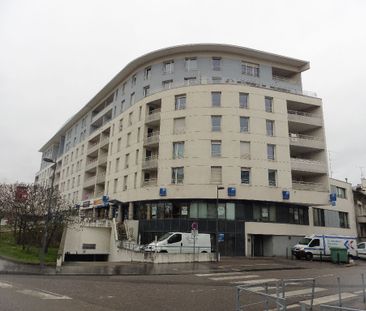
[{"xmin": 2, "ymin": 256, "xmax": 354, "ymax": 276}]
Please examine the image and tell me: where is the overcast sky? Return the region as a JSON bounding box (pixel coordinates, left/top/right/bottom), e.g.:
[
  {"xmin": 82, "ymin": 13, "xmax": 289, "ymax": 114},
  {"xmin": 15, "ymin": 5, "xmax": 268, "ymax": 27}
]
[{"xmin": 0, "ymin": 0, "xmax": 365, "ymax": 186}]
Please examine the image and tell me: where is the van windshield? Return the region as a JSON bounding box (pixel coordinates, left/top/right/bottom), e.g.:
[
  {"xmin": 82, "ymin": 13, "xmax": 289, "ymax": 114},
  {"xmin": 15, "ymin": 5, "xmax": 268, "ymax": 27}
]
[
  {"xmin": 298, "ymin": 238, "xmax": 312, "ymax": 245},
  {"xmin": 158, "ymin": 232, "xmax": 173, "ymax": 242}
]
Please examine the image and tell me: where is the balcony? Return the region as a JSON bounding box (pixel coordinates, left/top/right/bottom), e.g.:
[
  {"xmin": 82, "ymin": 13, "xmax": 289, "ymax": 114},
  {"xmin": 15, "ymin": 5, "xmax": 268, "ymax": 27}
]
[
  {"xmin": 84, "ymin": 176, "xmax": 96, "ymax": 188},
  {"xmin": 81, "ymin": 219, "xmax": 112, "ymax": 228},
  {"xmin": 96, "ymin": 173, "xmax": 106, "ymax": 184},
  {"xmin": 290, "ymin": 158, "xmax": 328, "ymax": 174},
  {"xmin": 142, "ymin": 178, "xmax": 157, "ymax": 187},
  {"xmin": 288, "ymin": 110, "xmax": 323, "ymax": 128},
  {"xmin": 292, "ymin": 181, "xmax": 328, "ymax": 192},
  {"xmin": 142, "ymin": 155, "xmax": 158, "ymax": 169},
  {"xmin": 145, "ymin": 109, "xmax": 161, "ymax": 125},
  {"xmin": 99, "ymin": 136, "xmax": 110, "ymax": 149},
  {"xmin": 85, "ymin": 159, "xmax": 98, "ymax": 171},
  {"xmin": 98, "ymin": 154, "xmax": 108, "ymax": 165},
  {"xmin": 289, "ymin": 133, "xmax": 325, "ymax": 150},
  {"xmin": 143, "ymin": 131, "xmax": 160, "ymax": 146},
  {"xmin": 91, "ymin": 106, "xmax": 112, "ymax": 123},
  {"xmin": 87, "ymin": 142, "xmax": 100, "ymax": 155}
]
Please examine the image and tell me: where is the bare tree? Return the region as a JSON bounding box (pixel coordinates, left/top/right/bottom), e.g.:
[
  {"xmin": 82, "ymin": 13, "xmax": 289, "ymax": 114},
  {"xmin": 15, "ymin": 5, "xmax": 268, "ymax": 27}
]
[{"xmin": 0, "ymin": 183, "xmax": 76, "ymax": 253}]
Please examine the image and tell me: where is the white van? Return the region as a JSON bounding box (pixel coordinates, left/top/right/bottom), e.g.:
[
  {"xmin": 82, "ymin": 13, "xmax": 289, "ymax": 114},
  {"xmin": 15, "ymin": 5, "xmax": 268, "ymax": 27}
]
[
  {"xmin": 144, "ymin": 232, "xmax": 211, "ymax": 254},
  {"xmin": 292, "ymin": 234, "xmax": 357, "ymax": 260}
]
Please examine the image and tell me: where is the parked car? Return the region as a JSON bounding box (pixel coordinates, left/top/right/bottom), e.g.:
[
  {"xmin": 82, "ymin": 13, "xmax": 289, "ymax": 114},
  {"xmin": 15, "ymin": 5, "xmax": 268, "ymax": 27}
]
[
  {"xmin": 357, "ymin": 242, "xmax": 366, "ymax": 259},
  {"xmin": 144, "ymin": 232, "xmax": 211, "ymax": 254}
]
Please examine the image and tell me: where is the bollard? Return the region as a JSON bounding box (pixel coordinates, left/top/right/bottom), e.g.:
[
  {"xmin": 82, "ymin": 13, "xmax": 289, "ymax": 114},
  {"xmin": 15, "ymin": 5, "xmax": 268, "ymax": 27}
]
[
  {"xmin": 310, "ymin": 279, "xmax": 315, "ymax": 310},
  {"xmin": 337, "ymin": 252, "xmax": 340, "ymax": 264},
  {"xmin": 337, "ymin": 276, "xmax": 342, "ymax": 307},
  {"xmin": 362, "ymin": 273, "xmax": 366, "ymax": 304},
  {"xmin": 235, "ymin": 287, "xmax": 240, "ymax": 311},
  {"xmin": 320, "ymin": 250, "xmax": 322, "ymax": 262},
  {"xmin": 286, "ymin": 247, "xmax": 288, "ymax": 259},
  {"xmin": 265, "ymin": 283, "xmax": 269, "ymax": 311}
]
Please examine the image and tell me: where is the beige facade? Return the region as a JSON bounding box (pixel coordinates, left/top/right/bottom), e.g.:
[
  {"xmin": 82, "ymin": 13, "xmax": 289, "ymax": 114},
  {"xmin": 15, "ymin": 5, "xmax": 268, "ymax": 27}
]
[{"xmin": 35, "ymin": 44, "xmax": 357, "ymax": 257}]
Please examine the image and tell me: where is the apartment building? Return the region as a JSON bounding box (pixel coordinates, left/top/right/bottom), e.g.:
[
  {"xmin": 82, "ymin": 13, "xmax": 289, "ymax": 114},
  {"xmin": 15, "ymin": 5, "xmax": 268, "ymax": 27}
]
[{"xmin": 35, "ymin": 44, "xmax": 356, "ymax": 257}]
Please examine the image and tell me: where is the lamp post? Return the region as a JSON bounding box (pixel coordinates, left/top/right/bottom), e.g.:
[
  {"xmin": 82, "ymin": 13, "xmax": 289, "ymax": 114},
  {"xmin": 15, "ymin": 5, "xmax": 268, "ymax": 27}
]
[
  {"xmin": 40, "ymin": 157, "xmax": 57, "ymax": 270},
  {"xmin": 216, "ymin": 185, "xmax": 224, "ymax": 262}
]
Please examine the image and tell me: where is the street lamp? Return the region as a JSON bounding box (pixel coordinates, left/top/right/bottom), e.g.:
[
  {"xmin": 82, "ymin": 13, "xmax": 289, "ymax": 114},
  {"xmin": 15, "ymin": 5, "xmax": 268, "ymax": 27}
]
[
  {"xmin": 40, "ymin": 157, "xmax": 57, "ymax": 270},
  {"xmin": 216, "ymin": 185, "xmax": 225, "ymax": 262}
]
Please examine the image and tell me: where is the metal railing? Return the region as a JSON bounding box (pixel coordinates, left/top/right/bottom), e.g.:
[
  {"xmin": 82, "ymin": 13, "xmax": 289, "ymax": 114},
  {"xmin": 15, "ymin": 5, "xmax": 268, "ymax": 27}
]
[
  {"xmin": 292, "ymin": 180, "xmax": 328, "ymax": 192},
  {"xmin": 142, "ymin": 155, "xmax": 159, "ymax": 169},
  {"xmin": 83, "ymin": 176, "xmax": 96, "ymax": 187},
  {"xmin": 288, "ymin": 110, "xmax": 321, "ymax": 119},
  {"xmin": 144, "ymin": 132, "xmax": 160, "ymax": 144},
  {"xmin": 142, "ymin": 178, "xmax": 158, "ymax": 187},
  {"xmin": 145, "ymin": 109, "xmax": 161, "ymax": 123},
  {"xmin": 289, "ymin": 133, "xmax": 322, "ymax": 141},
  {"xmin": 236, "ymin": 278, "xmax": 316, "ymax": 311}
]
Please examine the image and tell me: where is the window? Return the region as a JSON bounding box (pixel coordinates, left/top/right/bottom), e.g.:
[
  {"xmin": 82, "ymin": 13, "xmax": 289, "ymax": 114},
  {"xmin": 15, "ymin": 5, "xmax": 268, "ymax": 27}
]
[
  {"xmin": 211, "ymin": 115, "xmax": 221, "ymax": 132},
  {"xmin": 119, "ymin": 119, "xmax": 123, "ymax": 132},
  {"xmin": 113, "ymin": 178, "xmax": 118, "ymax": 193},
  {"xmin": 137, "ymin": 127, "xmax": 141, "ymax": 142},
  {"xmin": 330, "ymin": 185, "xmax": 347, "ymax": 199},
  {"xmin": 131, "ymin": 74, "xmax": 137, "ymax": 87},
  {"xmin": 172, "ymin": 167, "xmax": 184, "ymax": 184},
  {"xmin": 162, "ymin": 79, "xmax": 173, "ymax": 89},
  {"xmin": 309, "ymin": 239, "xmax": 320, "ymax": 247},
  {"xmin": 212, "ymin": 76, "xmax": 222, "ymax": 84},
  {"xmin": 121, "ymin": 82, "xmax": 126, "ymax": 95},
  {"xmin": 185, "ymin": 57, "xmax": 197, "ymax": 71},
  {"xmin": 128, "ymin": 112, "xmax": 133, "ymax": 126},
  {"xmin": 211, "ymin": 140, "xmax": 221, "ymax": 157},
  {"xmin": 242, "ymin": 62, "xmax": 259, "ymax": 77},
  {"xmin": 184, "ymin": 77, "xmax": 196, "ymax": 86},
  {"xmin": 212, "ymin": 57, "xmax": 221, "ymax": 71},
  {"xmin": 126, "ymin": 132, "xmax": 131, "ymax": 146},
  {"xmin": 268, "ymin": 169, "xmax": 277, "ymax": 186},
  {"xmin": 117, "ymin": 138, "xmax": 121, "ymax": 152},
  {"xmin": 265, "ymin": 97, "xmax": 273, "ymax": 112},
  {"xmin": 173, "ymin": 117, "xmax": 185, "ymax": 134},
  {"xmin": 144, "ymin": 67, "xmax": 151, "ymax": 80},
  {"xmin": 121, "ymin": 100, "xmax": 125, "ymax": 112},
  {"xmin": 267, "ymin": 144, "xmax": 275, "ymax": 160},
  {"xmin": 175, "ymin": 94, "xmax": 186, "ymax": 110},
  {"xmin": 130, "ymin": 92, "xmax": 135, "ymax": 106},
  {"xmin": 139, "ymin": 106, "xmax": 142, "ymax": 121},
  {"xmin": 123, "ymin": 175, "xmax": 128, "ymax": 191},
  {"xmin": 134, "ymin": 172, "xmax": 137, "ymax": 189},
  {"xmin": 173, "ymin": 142, "xmax": 184, "ymax": 159},
  {"xmin": 135, "ymin": 149, "xmax": 139, "ymax": 165},
  {"xmin": 143, "ymin": 86, "xmax": 150, "ymax": 97},
  {"xmin": 168, "ymin": 233, "xmax": 182, "ymax": 244},
  {"xmin": 289, "ymin": 207, "xmax": 305, "ymax": 224},
  {"xmin": 211, "ymin": 166, "xmax": 222, "ymax": 184},
  {"xmin": 241, "ymin": 168, "xmax": 250, "ymax": 184},
  {"xmin": 163, "ymin": 60, "xmax": 174, "ymax": 74},
  {"xmin": 211, "ymin": 92, "xmax": 221, "ymax": 107},
  {"xmin": 240, "ymin": 141, "xmax": 250, "ymax": 159},
  {"xmin": 253, "ymin": 204, "xmax": 276, "ymax": 222},
  {"xmin": 125, "ymin": 153, "xmax": 129, "ymax": 168},
  {"xmin": 266, "ymin": 120, "xmax": 274, "ymax": 136},
  {"xmin": 239, "ymin": 93, "xmax": 248, "ymax": 108},
  {"xmin": 115, "ymin": 158, "xmax": 120, "ymax": 172},
  {"xmin": 339, "ymin": 212, "xmax": 349, "ymax": 228},
  {"xmin": 240, "ymin": 117, "xmax": 249, "ymax": 132}
]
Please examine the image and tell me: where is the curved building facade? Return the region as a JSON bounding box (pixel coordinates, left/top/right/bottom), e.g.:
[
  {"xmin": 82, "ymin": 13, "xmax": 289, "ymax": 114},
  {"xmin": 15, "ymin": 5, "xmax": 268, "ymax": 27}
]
[{"xmin": 36, "ymin": 44, "xmax": 356, "ymax": 257}]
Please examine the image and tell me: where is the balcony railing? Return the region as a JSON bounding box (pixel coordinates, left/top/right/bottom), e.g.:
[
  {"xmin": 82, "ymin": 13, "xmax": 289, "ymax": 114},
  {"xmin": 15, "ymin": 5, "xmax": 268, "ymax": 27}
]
[
  {"xmin": 288, "ymin": 110, "xmax": 322, "ymax": 127},
  {"xmin": 87, "ymin": 142, "xmax": 100, "ymax": 154},
  {"xmin": 290, "ymin": 158, "xmax": 328, "ymax": 174},
  {"xmin": 96, "ymin": 173, "xmax": 106, "ymax": 184},
  {"xmin": 85, "ymin": 159, "xmax": 98, "ymax": 171},
  {"xmin": 142, "ymin": 155, "xmax": 158, "ymax": 169},
  {"xmin": 292, "ymin": 180, "xmax": 328, "ymax": 192},
  {"xmin": 84, "ymin": 176, "xmax": 96, "ymax": 188},
  {"xmin": 98, "ymin": 154, "xmax": 108, "ymax": 165},
  {"xmin": 145, "ymin": 109, "xmax": 161, "ymax": 123},
  {"xmin": 81, "ymin": 219, "xmax": 112, "ymax": 228},
  {"xmin": 142, "ymin": 178, "xmax": 157, "ymax": 187},
  {"xmin": 144, "ymin": 132, "xmax": 160, "ymax": 145},
  {"xmin": 289, "ymin": 133, "xmax": 325, "ymax": 150}
]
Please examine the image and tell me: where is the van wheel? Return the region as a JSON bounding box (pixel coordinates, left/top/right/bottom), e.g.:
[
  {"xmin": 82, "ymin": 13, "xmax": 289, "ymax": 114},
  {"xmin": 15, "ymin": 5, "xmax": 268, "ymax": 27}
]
[
  {"xmin": 201, "ymin": 251, "xmax": 207, "ymax": 253},
  {"xmin": 159, "ymin": 250, "xmax": 168, "ymax": 253},
  {"xmin": 305, "ymin": 253, "xmax": 313, "ymax": 261}
]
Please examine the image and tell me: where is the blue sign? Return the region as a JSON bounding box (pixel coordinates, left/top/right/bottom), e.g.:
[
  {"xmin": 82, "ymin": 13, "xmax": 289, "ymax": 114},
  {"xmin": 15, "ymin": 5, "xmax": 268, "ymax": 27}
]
[
  {"xmin": 227, "ymin": 187, "xmax": 236, "ymax": 197},
  {"xmin": 282, "ymin": 190, "xmax": 290, "ymax": 200},
  {"xmin": 159, "ymin": 188, "xmax": 167, "ymax": 196},
  {"xmin": 218, "ymin": 233, "xmax": 225, "ymax": 242},
  {"xmin": 330, "ymin": 193, "xmax": 337, "ymax": 206}
]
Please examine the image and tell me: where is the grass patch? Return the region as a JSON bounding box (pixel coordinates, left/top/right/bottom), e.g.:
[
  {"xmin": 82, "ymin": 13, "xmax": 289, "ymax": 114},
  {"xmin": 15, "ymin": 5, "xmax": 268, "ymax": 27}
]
[{"xmin": 0, "ymin": 231, "xmax": 57, "ymax": 264}]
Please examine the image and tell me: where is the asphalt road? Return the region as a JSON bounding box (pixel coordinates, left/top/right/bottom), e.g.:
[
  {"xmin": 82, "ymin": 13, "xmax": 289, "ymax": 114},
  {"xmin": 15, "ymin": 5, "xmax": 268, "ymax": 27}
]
[{"xmin": 1, "ymin": 260, "xmax": 366, "ymax": 311}]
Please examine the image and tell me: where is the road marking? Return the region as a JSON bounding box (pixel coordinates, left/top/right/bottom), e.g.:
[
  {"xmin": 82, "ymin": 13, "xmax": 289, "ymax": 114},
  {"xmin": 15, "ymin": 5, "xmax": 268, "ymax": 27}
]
[
  {"xmin": 210, "ymin": 275, "xmax": 259, "ymax": 281},
  {"xmin": 300, "ymin": 292, "xmax": 356, "ymax": 306},
  {"xmin": 231, "ymin": 278, "xmax": 278, "ymax": 285},
  {"xmin": 270, "ymin": 287, "xmax": 327, "ymax": 298},
  {"xmin": 17, "ymin": 289, "xmax": 72, "ymax": 300},
  {"xmin": 0, "ymin": 281, "xmax": 13, "ymax": 289},
  {"xmin": 196, "ymin": 272, "xmax": 252, "ymax": 277}
]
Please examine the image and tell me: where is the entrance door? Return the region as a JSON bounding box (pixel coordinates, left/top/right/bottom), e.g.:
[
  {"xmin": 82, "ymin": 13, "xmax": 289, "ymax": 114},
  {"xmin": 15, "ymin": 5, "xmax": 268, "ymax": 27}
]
[{"xmin": 253, "ymin": 235, "xmax": 264, "ymax": 257}]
